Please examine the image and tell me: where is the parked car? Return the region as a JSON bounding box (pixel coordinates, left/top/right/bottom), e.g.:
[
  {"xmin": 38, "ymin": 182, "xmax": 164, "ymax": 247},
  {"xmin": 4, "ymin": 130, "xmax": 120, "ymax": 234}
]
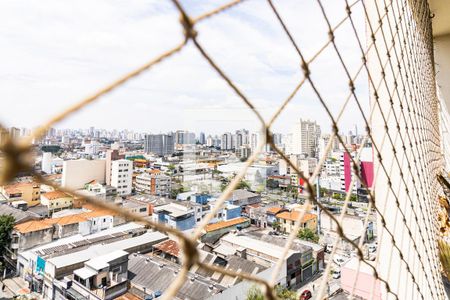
[
  {"xmin": 325, "ymin": 244, "xmax": 333, "ymax": 253},
  {"xmin": 332, "ymin": 270, "xmax": 341, "ymax": 279},
  {"xmin": 333, "ymin": 256, "xmax": 346, "ymax": 266},
  {"xmin": 299, "ymin": 290, "xmax": 312, "ymax": 300},
  {"xmin": 368, "ymin": 244, "xmax": 377, "ymax": 253}
]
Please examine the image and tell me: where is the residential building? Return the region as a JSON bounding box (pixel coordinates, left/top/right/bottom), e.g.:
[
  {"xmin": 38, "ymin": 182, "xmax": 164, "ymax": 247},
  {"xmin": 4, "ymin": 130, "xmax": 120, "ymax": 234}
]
[
  {"xmin": 227, "ymin": 189, "xmax": 261, "ymax": 207},
  {"xmin": 221, "ymin": 132, "xmax": 233, "ymax": 150},
  {"xmin": 152, "ymin": 202, "xmax": 196, "ymax": 231},
  {"xmin": 18, "ymin": 228, "xmax": 166, "ymax": 299},
  {"xmin": 67, "ymin": 250, "xmax": 129, "ymax": 300},
  {"xmin": 0, "ymin": 181, "xmax": 41, "ymax": 207},
  {"xmin": 276, "ymin": 210, "xmax": 318, "ymax": 234},
  {"xmin": 111, "ymin": 159, "xmax": 133, "ymax": 196},
  {"xmin": 135, "ymin": 170, "xmax": 171, "ymax": 197},
  {"xmin": 288, "ymin": 119, "xmax": 321, "ymax": 157},
  {"xmin": 105, "ymin": 149, "xmax": 125, "ymax": 185},
  {"xmin": 144, "ymin": 134, "xmax": 174, "ymax": 156},
  {"xmin": 217, "ymin": 233, "xmax": 314, "ymax": 288},
  {"xmin": 201, "ymin": 217, "xmax": 250, "ymax": 243},
  {"xmin": 62, "ymin": 159, "xmax": 106, "ymax": 190},
  {"xmin": 40, "ymin": 191, "xmax": 73, "ymax": 215},
  {"xmin": 340, "ymin": 146, "xmax": 374, "ymax": 194}
]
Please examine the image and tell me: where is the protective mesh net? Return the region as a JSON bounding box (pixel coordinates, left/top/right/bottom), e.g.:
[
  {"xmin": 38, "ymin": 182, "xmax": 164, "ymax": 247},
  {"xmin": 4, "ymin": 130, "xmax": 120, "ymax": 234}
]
[{"xmin": 0, "ymin": 0, "xmax": 446, "ymax": 299}]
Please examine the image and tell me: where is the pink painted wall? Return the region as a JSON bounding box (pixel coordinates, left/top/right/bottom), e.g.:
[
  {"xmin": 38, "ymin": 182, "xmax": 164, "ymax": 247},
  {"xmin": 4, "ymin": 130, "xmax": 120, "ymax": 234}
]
[
  {"xmin": 344, "ymin": 152, "xmax": 352, "ymax": 192},
  {"xmin": 341, "ymin": 265, "xmax": 381, "ymax": 299},
  {"xmin": 360, "ymin": 161, "xmax": 374, "ymax": 188}
]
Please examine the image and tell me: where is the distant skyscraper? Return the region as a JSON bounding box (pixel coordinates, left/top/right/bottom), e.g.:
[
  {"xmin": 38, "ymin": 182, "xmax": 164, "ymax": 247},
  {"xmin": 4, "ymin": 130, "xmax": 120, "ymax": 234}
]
[
  {"xmin": 144, "ymin": 134, "xmax": 174, "ymax": 156},
  {"xmin": 221, "ymin": 132, "xmax": 233, "ymax": 150},
  {"xmin": 199, "ymin": 132, "xmax": 206, "ymax": 145},
  {"xmin": 289, "ymin": 119, "xmax": 321, "ymax": 157}
]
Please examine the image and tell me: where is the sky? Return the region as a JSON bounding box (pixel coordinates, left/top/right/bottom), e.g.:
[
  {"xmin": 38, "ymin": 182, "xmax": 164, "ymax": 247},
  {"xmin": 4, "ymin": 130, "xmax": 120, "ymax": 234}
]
[{"xmin": 0, "ymin": 0, "xmax": 369, "ymax": 135}]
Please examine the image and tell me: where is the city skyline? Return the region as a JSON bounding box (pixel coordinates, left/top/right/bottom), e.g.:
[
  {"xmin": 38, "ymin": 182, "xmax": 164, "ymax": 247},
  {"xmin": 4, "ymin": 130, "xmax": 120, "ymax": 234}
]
[{"xmin": 0, "ymin": 0, "xmax": 368, "ymax": 134}]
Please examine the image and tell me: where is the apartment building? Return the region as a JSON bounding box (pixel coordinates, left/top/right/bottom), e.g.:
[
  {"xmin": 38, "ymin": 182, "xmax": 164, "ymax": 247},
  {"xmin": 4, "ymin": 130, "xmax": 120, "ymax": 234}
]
[
  {"xmin": 111, "ymin": 159, "xmax": 133, "ymax": 196},
  {"xmin": 135, "ymin": 170, "xmax": 171, "ymax": 197},
  {"xmin": 40, "ymin": 191, "xmax": 73, "ymax": 215},
  {"xmin": 0, "ymin": 181, "xmax": 41, "ymax": 207}
]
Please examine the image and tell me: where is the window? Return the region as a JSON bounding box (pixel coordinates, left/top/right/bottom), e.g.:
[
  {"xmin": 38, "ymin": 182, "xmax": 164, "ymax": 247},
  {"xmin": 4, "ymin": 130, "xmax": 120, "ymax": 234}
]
[{"xmin": 139, "ymin": 207, "xmax": 147, "ymax": 212}]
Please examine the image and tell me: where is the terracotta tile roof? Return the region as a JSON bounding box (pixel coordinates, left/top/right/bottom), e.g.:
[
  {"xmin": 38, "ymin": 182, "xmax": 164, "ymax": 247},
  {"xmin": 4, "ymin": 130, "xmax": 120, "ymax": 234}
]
[
  {"xmin": 14, "ymin": 220, "xmax": 52, "ymax": 234},
  {"xmin": 14, "ymin": 205, "xmax": 118, "ymax": 233},
  {"xmin": 153, "ymin": 239, "xmax": 180, "ymax": 257},
  {"xmin": 205, "ymin": 217, "xmax": 248, "ymax": 232},
  {"xmin": 42, "ymin": 191, "xmax": 71, "ymax": 200},
  {"xmin": 46, "ymin": 214, "xmax": 88, "ymax": 225},
  {"xmin": 276, "ymin": 211, "xmax": 317, "ymax": 222},
  {"xmin": 266, "ymin": 207, "xmax": 282, "ymax": 215}
]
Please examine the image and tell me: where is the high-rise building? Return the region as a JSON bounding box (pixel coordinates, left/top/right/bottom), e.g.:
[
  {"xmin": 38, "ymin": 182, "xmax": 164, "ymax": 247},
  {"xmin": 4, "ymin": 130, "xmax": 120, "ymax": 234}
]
[
  {"xmin": 144, "ymin": 134, "xmax": 174, "ymax": 156},
  {"xmin": 199, "ymin": 132, "xmax": 206, "ymax": 145},
  {"xmin": 288, "ymin": 119, "xmax": 321, "ymax": 157},
  {"xmin": 111, "ymin": 159, "xmax": 133, "ymax": 196},
  {"xmin": 206, "ymin": 135, "xmax": 214, "ymax": 147},
  {"xmin": 221, "ymin": 132, "xmax": 233, "ymax": 150}
]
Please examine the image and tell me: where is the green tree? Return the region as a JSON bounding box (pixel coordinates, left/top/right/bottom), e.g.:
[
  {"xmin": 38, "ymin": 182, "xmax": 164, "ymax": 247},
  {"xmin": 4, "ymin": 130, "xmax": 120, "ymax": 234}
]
[
  {"xmin": 272, "ymin": 220, "xmax": 281, "ymax": 231},
  {"xmin": 0, "ymin": 215, "xmax": 15, "ymax": 263},
  {"xmin": 297, "ymin": 227, "xmax": 319, "ymax": 243},
  {"xmin": 246, "ymin": 285, "xmax": 297, "ymax": 300},
  {"xmin": 220, "ymin": 177, "xmax": 251, "ymax": 192}
]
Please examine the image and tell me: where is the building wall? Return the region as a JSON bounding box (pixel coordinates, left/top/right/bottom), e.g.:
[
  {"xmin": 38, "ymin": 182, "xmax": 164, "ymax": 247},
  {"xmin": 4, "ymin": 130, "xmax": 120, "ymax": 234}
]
[
  {"xmin": 18, "ymin": 228, "xmax": 53, "ymax": 251},
  {"xmin": 41, "ymin": 196, "xmax": 73, "ymax": 214},
  {"xmin": 111, "ymin": 160, "xmax": 132, "ymax": 196},
  {"xmin": 277, "ymin": 216, "xmax": 317, "ymax": 234},
  {"xmin": 225, "ymin": 206, "xmax": 241, "ymax": 220},
  {"xmin": 62, "ymin": 160, "xmax": 106, "ymax": 190}
]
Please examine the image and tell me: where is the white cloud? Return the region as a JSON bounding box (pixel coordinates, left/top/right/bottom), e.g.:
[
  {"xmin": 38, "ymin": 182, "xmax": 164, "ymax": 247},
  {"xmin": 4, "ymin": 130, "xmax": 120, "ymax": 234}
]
[{"xmin": 0, "ymin": 0, "xmax": 369, "ymax": 135}]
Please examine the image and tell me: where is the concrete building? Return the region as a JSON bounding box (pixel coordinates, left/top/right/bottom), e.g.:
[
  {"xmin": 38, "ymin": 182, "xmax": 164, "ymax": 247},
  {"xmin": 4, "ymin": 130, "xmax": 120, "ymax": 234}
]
[
  {"xmin": 275, "ymin": 210, "xmax": 318, "ymax": 234},
  {"xmin": 110, "ymin": 159, "xmax": 133, "ymax": 196},
  {"xmin": 17, "ymin": 226, "xmax": 165, "ymax": 299},
  {"xmin": 144, "ymin": 134, "xmax": 174, "ymax": 156},
  {"xmin": 62, "ymin": 159, "xmax": 106, "ymax": 190},
  {"xmin": 66, "ymin": 250, "xmax": 129, "ymax": 300},
  {"xmin": 135, "ymin": 170, "xmax": 171, "ymax": 197},
  {"xmin": 288, "ymin": 119, "xmax": 321, "ymax": 157},
  {"xmin": 0, "ymin": 181, "xmax": 41, "ymax": 207},
  {"xmin": 221, "ymin": 132, "xmax": 233, "ymax": 150},
  {"xmin": 152, "ymin": 202, "xmax": 196, "ymax": 231},
  {"xmin": 105, "ymin": 149, "xmax": 125, "ymax": 185},
  {"xmin": 226, "ymin": 189, "xmax": 261, "ymax": 207},
  {"xmin": 339, "ymin": 146, "xmax": 374, "ymax": 194},
  {"xmin": 40, "ymin": 191, "xmax": 73, "ymax": 215},
  {"xmin": 217, "ymin": 233, "xmax": 314, "ymax": 288}
]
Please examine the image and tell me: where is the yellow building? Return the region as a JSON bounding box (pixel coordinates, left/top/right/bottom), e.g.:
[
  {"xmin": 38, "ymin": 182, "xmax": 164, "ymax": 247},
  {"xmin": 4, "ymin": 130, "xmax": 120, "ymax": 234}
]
[
  {"xmin": 0, "ymin": 182, "xmax": 41, "ymax": 207},
  {"xmin": 276, "ymin": 210, "xmax": 317, "ymax": 234},
  {"xmin": 40, "ymin": 191, "xmax": 73, "ymax": 215}
]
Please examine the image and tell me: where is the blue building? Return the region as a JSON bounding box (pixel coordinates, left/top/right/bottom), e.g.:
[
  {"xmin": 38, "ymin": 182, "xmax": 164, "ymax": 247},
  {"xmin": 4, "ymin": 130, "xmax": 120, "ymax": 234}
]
[{"xmin": 152, "ymin": 202, "xmax": 196, "ymax": 231}]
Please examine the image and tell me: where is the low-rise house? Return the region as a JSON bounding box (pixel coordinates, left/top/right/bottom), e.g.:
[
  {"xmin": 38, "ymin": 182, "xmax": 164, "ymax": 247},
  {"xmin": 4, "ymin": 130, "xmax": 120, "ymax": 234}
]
[
  {"xmin": 40, "ymin": 191, "xmax": 73, "ymax": 215},
  {"xmin": 0, "ymin": 181, "xmax": 41, "ymax": 207},
  {"xmin": 216, "ymin": 233, "xmax": 314, "ymax": 288},
  {"xmin": 64, "ymin": 250, "xmax": 129, "ymax": 300},
  {"xmin": 227, "ymin": 189, "xmax": 261, "ymax": 207},
  {"xmin": 152, "ymin": 202, "xmax": 195, "ymax": 231},
  {"xmin": 201, "ymin": 217, "xmax": 250, "ymax": 243},
  {"xmin": 17, "ymin": 228, "xmax": 166, "ymax": 299},
  {"xmin": 276, "ymin": 210, "xmax": 318, "ymax": 234}
]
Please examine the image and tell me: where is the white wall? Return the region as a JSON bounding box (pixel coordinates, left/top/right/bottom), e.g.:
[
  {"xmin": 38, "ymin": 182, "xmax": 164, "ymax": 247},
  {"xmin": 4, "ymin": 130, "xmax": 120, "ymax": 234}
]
[{"xmin": 62, "ymin": 159, "xmax": 106, "ymax": 190}]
